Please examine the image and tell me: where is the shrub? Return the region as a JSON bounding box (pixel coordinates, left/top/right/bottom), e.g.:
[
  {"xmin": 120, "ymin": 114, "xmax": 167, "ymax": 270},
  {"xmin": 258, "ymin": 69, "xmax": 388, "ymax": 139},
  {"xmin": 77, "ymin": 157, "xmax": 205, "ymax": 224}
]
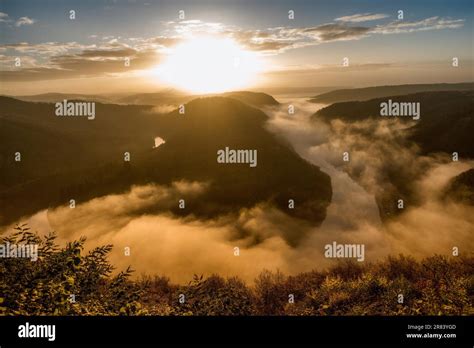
[
  {"xmin": 0, "ymin": 224, "xmax": 144, "ymax": 315},
  {"xmin": 1, "ymin": 226, "xmax": 472, "ymax": 316}
]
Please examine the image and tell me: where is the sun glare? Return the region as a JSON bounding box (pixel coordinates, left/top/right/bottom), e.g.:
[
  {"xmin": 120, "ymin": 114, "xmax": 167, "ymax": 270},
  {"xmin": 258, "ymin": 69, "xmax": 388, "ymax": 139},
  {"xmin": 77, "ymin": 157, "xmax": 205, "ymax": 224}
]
[{"xmin": 155, "ymin": 37, "xmax": 262, "ymax": 94}]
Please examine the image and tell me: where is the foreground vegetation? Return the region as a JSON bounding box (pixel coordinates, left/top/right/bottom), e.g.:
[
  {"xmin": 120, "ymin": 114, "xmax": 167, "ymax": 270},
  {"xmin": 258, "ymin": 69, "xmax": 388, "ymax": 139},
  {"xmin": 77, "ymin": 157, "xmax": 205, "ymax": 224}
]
[{"xmin": 1, "ymin": 225, "xmax": 472, "ymax": 316}]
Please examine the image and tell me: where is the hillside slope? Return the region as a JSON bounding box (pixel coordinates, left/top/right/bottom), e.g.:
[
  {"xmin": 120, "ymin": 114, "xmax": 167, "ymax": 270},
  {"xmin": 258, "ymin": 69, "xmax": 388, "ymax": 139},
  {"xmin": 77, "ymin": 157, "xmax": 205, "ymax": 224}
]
[
  {"xmin": 314, "ymin": 91, "xmax": 474, "ymax": 157},
  {"xmin": 309, "ymin": 82, "xmax": 474, "ymax": 104},
  {"xmin": 0, "ymin": 96, "xmax": 332, "ymax": 239}
]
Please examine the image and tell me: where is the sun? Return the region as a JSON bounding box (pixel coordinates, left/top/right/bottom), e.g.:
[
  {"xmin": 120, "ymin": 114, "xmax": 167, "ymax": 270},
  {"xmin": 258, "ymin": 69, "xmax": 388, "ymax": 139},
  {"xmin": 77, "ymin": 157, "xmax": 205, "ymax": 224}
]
[{"xmin": 155, "ymin": 36, "xmax": 262, "ymax": 94}]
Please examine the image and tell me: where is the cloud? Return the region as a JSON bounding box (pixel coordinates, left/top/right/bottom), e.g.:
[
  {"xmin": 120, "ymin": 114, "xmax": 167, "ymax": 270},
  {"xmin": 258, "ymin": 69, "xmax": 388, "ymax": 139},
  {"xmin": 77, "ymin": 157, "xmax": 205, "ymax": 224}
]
[
  {"xmin": 222, "ymin": 24, "xmax": 371, "ymax": 54},
  {"xmin": 158, "ymin": 20, "xmax": 369, "ymax": 54},
  {"xmin": 78, "ymin": 47, "xmax": 137, "ymax": 58},
  {"xmin": 164, "ymin": 20, "xmax": 225, "ymax": 35},
  {"xmin": 147, "ymin": 36, "xmax": 181, "ymax": 47},
  {"xmin": 0, "ymin": 12, "xmax": 9, "ymax": 23},
  {"xmin": 0, "ymin": 14, "xmax": 465, "ymax": 81},
  {"xmin": 0, "ymin": 43, "xmax": 161, "ymax": 81},
  {"xmin": 223, "ymin": 16, "xmax": 464, "ymax": 54},
  {"xmin": 302, "ymin": 23, "xmax": 371, "ymax": 42},
  {"xmin": 372, "ymin": 16, "xmax": 465, "ymax": 34},
  {"xmin": 14, "ymin": 177, "xmax": 384, "ymax": 283},
  {"xmin": 5, "ymin": 181, "xmax": 302, "ymax": 283},
  {"xmin": 384, "ymin": 162, "xmax": 474, "ymax": 257},
  {"xmin": 0, "ymin": 42, "xmax": 93, "ymax": 61},
  {"xmin": 265, "ymin": 100, "xmax": 474, "ymax": 262},
  {"xmin": 335, "ymin": 13, "xmax": 389, "ymax": 23},
  {"xmin": 1, "ymin": 13, "xmax": 37, "ymax": 27},
  {"xmin": 150, "ymin": 104, "xmax": 178, "ymax": 114},
  {"xmin": 0, "ymin": 35, "xmax": 178, "ymax": 81},
  {"xmin": 15, "ymin": 16, "xmax": 35, "ymax": 27}
]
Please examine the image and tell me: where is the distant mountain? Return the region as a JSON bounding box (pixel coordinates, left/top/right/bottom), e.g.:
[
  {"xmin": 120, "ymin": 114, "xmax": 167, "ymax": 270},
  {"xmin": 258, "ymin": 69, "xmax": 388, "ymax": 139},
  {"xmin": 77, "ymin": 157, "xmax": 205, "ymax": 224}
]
[
  {"xmin": 251, "ymin": 86, "xmax": 343, "ymax": 98},
  {"xmin": 107, "ymin": 90, "xmax": 280, "ymax": 108},
  {"xmin": 7, "ymin": 90, "xmax": 190, "ymax": 106},
  {"xmin": 309, "ymin": 82, "xmax": 474, "ymax": 104},
  {"xmin": 115, "ymin": 89, "xmax": 192, "ymax": 106},
  {"xmin": 444, "ymin": 168, "xmax": 474, "ymax": 205},
  {"xmin": 0, "ymin": 96, "xmax": 332, "ymax": 241},
  {"xmin": 7, "ymin": 90, "xmax": 280, "ymax": 109},
  {"xmin": 314, "ymin": 91, "xmax": 474, "ymax": 157},
  {"xmin": 222, "ymin": 91, "xmax": 279, "ymax": 107},
  {"xmin": 10, "ymin": 93, "xmax": 113, "ymax": 104},
  {"xmin": 117, "ymin": 90, "xmax": 279, "ymax": 107}
]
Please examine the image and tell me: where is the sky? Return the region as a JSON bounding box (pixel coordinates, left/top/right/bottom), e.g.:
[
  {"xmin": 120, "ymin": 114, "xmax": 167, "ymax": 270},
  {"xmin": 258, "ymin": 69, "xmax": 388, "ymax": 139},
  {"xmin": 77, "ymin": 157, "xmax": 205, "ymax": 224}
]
[{"xmin": 0, "ymin": 0, "xmax": 473, "ymax": 94}]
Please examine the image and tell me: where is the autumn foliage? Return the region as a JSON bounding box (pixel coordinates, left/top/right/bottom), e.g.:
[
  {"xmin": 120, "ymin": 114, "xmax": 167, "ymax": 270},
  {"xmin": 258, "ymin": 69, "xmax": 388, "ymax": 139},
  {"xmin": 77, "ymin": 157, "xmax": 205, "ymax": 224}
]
[{"xmin": 1, "ymin": 225, "xmax": 472, "ymax": 316}]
